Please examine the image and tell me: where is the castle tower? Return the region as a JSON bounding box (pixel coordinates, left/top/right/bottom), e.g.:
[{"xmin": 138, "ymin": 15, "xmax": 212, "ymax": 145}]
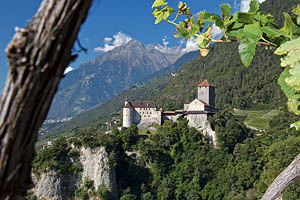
[
  {"xmin": 122, "ymin": 101, "xmax": 132, "ymax": 127},
  {"xmin": 197, "ymin": 79, "xmax": 215, "ymax": 108}
]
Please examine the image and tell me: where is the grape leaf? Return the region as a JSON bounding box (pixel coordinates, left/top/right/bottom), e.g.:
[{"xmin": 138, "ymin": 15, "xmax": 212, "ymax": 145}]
[
  {"xmin": 278, "ymin": 66, "xmax": 300, "ymax": 115},
  {"xmin": 275, "ymin": 37, "xmax": 300, "ymax": 68},
  {"xmin": 291, "ymin": 120, "xmax": 300, "ymax": 130},
  {"xmin": 204, "ymin": 12, "xmax": 224, "ymax": 28},
  {"xmin": 220, "ymin": 4, "xmax": 231, "ymax": 21},
  {"xmin": 275, "ymin": 37, "xmax": 300, "ymax": 114},
  {"xmin": 239, "ymin": 38, "xmax": 256, "ymax": 67},
  {"xmin": 237, "ymin": 12, "xmax": 255, "ymax": 24},
  {"xmin": 238, "ymin": 23, "xmax": 262, "ymax": 67},
  {"xmin": 281, "ymin": 12, "xmax": 300, "ymax": 39},
  {"xmin": 249, "ymin": 0, "xmax": 259, "ymax": 12},
  {"xmin": 152, "ymin": 0, "xmax": 167, "ymax": 8},
  {"xmin": 292, "ymin": 5, "xmax": 300, "ymax": 16},
  {"xmin": 261, "ymin": 26, "xmax": 290, "ymax": 38},
  {"xmin": 286, "ymin": 65, "xmax": 300, "ymax": 90}
]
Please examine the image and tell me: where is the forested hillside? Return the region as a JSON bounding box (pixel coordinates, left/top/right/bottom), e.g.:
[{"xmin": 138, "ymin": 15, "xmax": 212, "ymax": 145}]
[{"xmin": 154, "ymin": 43, "xmax": 285, "ymax": 110}]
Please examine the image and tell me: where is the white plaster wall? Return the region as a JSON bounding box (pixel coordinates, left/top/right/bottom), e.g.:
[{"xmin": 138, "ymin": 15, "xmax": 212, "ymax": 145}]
[
  {"xmin": 188, "ymin": 99, "xmax": 205, "ymax": 111},
  {"xmin": 136, "ymin": 108, "xmax": 161, "ymax": 127},
  {"xmin": 184, "ymin": 104, "xmax": 189, "ymax": 111},
  {"xmin": 122, "ymin": 108, "xmax": 132, "ymax": 127}
]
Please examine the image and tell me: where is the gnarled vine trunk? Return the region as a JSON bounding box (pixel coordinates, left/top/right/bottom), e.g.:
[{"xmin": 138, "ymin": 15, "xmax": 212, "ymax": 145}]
[
  {"xmin": 262, "ymin": 153, "xmax": 300, "ymax": 200},
  {"xmin": 0, "ymin": 0, "xmax": 92, "ymax": 199}
]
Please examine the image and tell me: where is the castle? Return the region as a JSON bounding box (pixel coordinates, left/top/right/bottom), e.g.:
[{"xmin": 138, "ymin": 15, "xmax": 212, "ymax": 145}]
[{"xmin": 122, "ymin": 80, "xmax": 219, "ymax": 144}]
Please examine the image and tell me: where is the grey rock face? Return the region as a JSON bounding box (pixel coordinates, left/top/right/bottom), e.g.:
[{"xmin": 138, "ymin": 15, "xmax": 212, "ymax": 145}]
[
  {"xmin": 80, "ymin": 146, "xmax": 118, "ymax": 197},
  {"xmin": 33, "ymin": 171, "xmax": 78, "ymax": 200},
  {"xmin": 33, "ymin": 146, "xmax": 117, "ymax": 199}
]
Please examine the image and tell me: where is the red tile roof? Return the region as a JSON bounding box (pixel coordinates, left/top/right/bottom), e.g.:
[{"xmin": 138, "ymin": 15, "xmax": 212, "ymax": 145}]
[
  {"xmin": 124, "ymin": 101, "xmax": 156, "ymax": 108},
  {"xmin": 184, "ymin": 100, "xmax": 191, "ymax": 104},
  {"xmin": 124, "ymin": 102, "xmax": 132, "ymax": 108},
  {"xmin": 198, "ymin": 99, "xmax": 210, "ymax": 106},
  {"xmin": 198, "ymin": 79, "xmax": 214, "ymax": 87}
]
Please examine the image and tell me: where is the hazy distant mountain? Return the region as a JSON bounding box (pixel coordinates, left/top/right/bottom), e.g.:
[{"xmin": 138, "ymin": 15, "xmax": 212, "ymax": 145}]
[{"xmin": 47, "ymin": 40, "xmax": 184, "ymax": 119}]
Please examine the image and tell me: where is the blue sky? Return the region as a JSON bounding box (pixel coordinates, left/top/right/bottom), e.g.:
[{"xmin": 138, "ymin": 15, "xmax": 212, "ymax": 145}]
[{"xmin": 0, "ymin": 0, "xmax": 253, "ymax": 91}]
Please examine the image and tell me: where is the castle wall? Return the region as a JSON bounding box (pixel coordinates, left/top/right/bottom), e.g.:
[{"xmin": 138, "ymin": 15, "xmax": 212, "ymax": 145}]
[
  {"xmin": 122, "ymin": 108, "xmax": 132, "ymax": 127},
  {"xmin": 133, "ymin": 108, "xmax": 161, "ymax": 127},
  {"xmin": 188, "ymin": 99, "xmax": 205, "ymax": 111},
  {"xmin": 184, "ymin": 103, "xmax": 189, "ymax": 111},
  {"xmin": 198, "ymin": 86, "xmax": 215, "ymax": 108},
  {"xmin": 209, "ymin": 87, "xmax": 215, "ymax": 108}
]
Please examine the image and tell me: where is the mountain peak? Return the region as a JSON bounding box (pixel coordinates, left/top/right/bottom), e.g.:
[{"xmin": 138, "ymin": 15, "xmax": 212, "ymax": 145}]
[{"xmin": 125, "ymin": 39, "xmax": 144, "ymax": 48}]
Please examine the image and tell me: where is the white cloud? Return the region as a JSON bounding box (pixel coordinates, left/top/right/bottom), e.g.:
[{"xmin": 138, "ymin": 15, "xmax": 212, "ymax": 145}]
[
  {"xmin": 181, "ymin": 38, "xmax": 199, "ymax": 53},
  {"xmin": 64, "ymin": 66, "xmax": 73, "ymax": 74},
  {"xmin": 211, "ymin": 24, "xmax": 224, "ymax": 40},
  {"xmin": 240, "ymin": 0, "xmax": 265, "ymax": 12},
  {"xmin": 153, "ymin": 36, "xmax": 182, "ymax": 55},
  {"xmin": 153, "ymin": 36, "xmax": 199, "ymax": 55},
  {"xmin": 104, "ymin": 37, "xmax": 112, "ymax": 43},
  {"xmin": 94, "ymin": 32, "xmax": 132, "ymax": 52}
]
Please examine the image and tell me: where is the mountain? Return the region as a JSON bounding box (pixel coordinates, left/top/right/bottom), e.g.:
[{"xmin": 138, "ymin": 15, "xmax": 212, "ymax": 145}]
[{"xmin": 47, "ymin": 40, "xmax": 182, "ymax": 120}]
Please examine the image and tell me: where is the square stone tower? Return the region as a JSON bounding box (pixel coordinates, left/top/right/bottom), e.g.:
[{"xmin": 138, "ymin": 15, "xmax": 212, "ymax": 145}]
[{"xmin": 197, "ymin": 79, "xmax": 215, "ymax": 108}]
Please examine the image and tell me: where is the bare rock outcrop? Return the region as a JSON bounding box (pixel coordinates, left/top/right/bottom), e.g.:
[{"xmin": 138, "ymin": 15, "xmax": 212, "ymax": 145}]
[
  {"xmin": 33, "ymin": 146, "xmax": 117, "ymax": 199},
  {"xmin": 80, "ymin": 146, "xmax": 118, "ymax": 197},
  {"xmin": 33, "ymin": 171, "xmax": 78, "ymax": 200}
]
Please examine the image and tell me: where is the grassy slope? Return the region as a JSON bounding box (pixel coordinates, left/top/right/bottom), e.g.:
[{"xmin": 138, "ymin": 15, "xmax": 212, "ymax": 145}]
[{"xmin": 233, "ymin": 109, "xmax": 280, "ymax": 130}]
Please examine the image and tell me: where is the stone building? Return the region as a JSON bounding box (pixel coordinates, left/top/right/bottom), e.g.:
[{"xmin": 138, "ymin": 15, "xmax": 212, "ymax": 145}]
[
  {"xmin": 123, "ymin": 101, "xmax": 162, "ymax": 128},
  {"xmin": 122, "ymin": 79, "xmax": 219, "ymax": 144}
]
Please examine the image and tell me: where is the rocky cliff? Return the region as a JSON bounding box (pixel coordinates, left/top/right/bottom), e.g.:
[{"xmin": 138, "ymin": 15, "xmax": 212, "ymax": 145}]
[
  {"xmin": 32, "ymin": 146, "xmax": 117, "ymax": 200},
  {"xmin": 80, "ymin": 147, "xmax": 118, "ymax": 198}
]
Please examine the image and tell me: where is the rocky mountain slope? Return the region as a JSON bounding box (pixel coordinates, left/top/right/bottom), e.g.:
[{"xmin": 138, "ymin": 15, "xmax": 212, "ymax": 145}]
[{"xmin": 47, "ymin": 40, "xmax": 185, "ymax": 120}]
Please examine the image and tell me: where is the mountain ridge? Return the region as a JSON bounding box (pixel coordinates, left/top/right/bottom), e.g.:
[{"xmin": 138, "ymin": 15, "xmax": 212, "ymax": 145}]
[{"xmin": 47, "ymin": 39, "xmax": 189, "ymax": 120}]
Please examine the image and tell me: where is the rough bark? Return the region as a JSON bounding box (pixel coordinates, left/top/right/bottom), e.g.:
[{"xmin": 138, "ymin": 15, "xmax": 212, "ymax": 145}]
[
  {"xmin": 262, "ymin": 153, "xmax": 300, "ymax": 200},
  {"xmin": 0, "ymin": 0, "xmax": 92, "ymax": 199}
]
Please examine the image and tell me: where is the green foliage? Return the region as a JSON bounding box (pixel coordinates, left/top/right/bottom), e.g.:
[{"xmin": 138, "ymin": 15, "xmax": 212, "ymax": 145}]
[
  {"xmin": 276, "ymin": 37, "xmax": 300, "ymax": 116},
  {"xmin": 32, "ymin": 136, "xmax": 82, "ymax": 175},
  {"xmin": 120, "ymin": 194, "xmax": 138, "ymax": 200},
  {"xmin": 118, "ymin": 125, "xmax": 139, "ymax": 151},
  {"xmin": 75, "ymin": 177, "xmax": 97, "ymax": 200},
  {"xmin": 211, "ymin": 105, "xmax": 251, "ymax": 153}
]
